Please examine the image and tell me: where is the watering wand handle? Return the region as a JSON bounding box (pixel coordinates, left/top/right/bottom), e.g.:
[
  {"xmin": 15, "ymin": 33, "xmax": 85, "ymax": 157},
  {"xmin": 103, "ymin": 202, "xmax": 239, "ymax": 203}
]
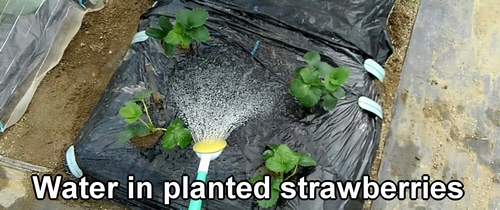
[
  {"xmin": 188, "ymin": 154, "xmax": 211, "ymax": 210},
  {"xmin": 188, "ymin": 171, "xmax": 207, "ymax": 210}
]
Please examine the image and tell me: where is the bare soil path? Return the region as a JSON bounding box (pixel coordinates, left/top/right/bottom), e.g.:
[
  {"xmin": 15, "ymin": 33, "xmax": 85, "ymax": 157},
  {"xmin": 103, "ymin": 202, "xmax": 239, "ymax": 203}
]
[{"xmin": 0, "ymin": 0, "xmax": 419, "ymax": 209}]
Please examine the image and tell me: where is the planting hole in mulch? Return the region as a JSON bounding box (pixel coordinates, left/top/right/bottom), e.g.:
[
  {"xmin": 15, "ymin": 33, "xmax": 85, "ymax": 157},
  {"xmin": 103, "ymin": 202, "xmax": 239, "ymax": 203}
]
[{"xmin": 130, "ymin": 130, "xmax": 163, "ymax": 148}]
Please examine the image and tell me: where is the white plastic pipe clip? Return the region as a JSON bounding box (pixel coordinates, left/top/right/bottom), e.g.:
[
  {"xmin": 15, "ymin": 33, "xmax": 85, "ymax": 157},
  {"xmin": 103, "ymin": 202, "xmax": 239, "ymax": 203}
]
[
  {"xmin": 358, "ymin": 96, "xmax": 383, "ymax": 119},
  {"xmin": 363, "ymin": 59, "xmax": 385, "ymax": 82},
  {"xmin": 65, "ymin": 146, "xmax": 84, "ymax": 178},
  {"xmin": 132, "ymin": 31, "xmax": 148, "ymax": 44}
]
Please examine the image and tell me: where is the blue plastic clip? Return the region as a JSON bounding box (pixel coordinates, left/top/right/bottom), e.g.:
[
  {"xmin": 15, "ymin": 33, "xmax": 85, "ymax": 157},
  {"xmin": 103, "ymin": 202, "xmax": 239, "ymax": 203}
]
[
  {"xmin": 78, "ymin": 0, "xmax": 87, "ymax": 9},
  {"xmin": 249, "ymin": 6, "xmax": 261, "ymax": 58},
  {"xmin": 250, "ymin": 41, "xmax": 260, "ymax": 57},
  {"xmin": 0, "ymin": 121, "xmax": 4, "ymax": 133}
]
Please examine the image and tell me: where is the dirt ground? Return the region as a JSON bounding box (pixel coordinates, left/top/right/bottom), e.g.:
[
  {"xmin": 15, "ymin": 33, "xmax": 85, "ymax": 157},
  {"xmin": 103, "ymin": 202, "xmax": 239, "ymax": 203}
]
[
  {"xmin": 0, "ymin": 0, "xmax": 419, "ymax": 209},
  {"xmin": 0, "ymin": 0, "xmax": 153, "ymax": 208},
  {"xmin": 0, "ymin": 0, "xmax": 153, "ymax": 168}
]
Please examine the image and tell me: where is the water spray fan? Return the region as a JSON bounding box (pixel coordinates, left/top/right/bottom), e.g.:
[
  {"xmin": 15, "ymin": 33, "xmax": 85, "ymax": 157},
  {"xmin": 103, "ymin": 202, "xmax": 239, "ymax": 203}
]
[{"xmin": 188, "ymin": 138, "xmax": 227, "ymax": 210}]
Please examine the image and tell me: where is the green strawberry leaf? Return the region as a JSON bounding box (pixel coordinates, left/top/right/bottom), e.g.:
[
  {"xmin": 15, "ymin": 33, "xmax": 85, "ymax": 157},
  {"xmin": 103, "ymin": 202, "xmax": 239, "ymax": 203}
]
[
  {"xmin": 175, "ymin": 9, "xmax": 190, "ymax": 27},
  {"xmin": 290, "ymin": 79, "xmax": 310, "ymax": 98},
  {"xmin": 187, "ymin": 8, "xmax": 209, "ymax": 28},
  {"xmin": 185, "ymin": 26, "xmax": 210, "ymax": 42},
  {"xmin": 158, "ymin": 16, "xmax": 173, "ymax": 32},
  {"xmin": 165, "ymin": 31, "xmax": 182, "ymax": 45},
  {"xmin": 298, "ymin": 87, "xmax": 322, "ymax": 107},
  {"xmin": 296, "ymin": 152, "xmax": 318, "ymax": 167},
  {"xmin": 131, "ymin": 90, "xmax": 155, "ymax": 101},
  {"xmin": 145, "ymin": 28, "xmax": 166, "ymax": 40},
  {"xmin": 322, "ymin": 93, "xmax": 338, "ymax": 111},
  {"xmin": 118, "ymin": 128, "xmax": 134, "ymax": 144},
  {"xmin": 119, "ymin": 101, "xmax": 142, "ymax": 123},
  {"xmin": 303, "ymin": 51, "xmax": 321, "ymax": 66}
]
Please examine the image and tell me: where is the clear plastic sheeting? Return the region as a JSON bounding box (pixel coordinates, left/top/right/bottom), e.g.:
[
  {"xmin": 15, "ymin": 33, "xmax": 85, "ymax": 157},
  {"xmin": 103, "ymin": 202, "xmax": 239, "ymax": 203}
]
[
  {"xmin": 0, "ymin": 0, "xmax": 105, "ymax": 132},
  {"xmin": 69, "ymin": 0, "xmax": 394, "ymax": 209}
]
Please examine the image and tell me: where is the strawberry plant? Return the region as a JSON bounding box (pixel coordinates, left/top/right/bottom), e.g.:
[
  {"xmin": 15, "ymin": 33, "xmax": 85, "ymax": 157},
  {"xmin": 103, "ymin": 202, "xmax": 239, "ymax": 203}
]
[
  {"xmin": 249, "ymin": 144, "xmax": 317, "ymax": 208},
  {"xmin": 290, "ymin": 51, "xmax": 350, "ymax": 111},
  {"xmin": 145, "ymin": 8, "xmax": 210, "ymax": 56},
  {"xmin": 118, "ymin": 90, "xmax": 192, "ymax": 150}
]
